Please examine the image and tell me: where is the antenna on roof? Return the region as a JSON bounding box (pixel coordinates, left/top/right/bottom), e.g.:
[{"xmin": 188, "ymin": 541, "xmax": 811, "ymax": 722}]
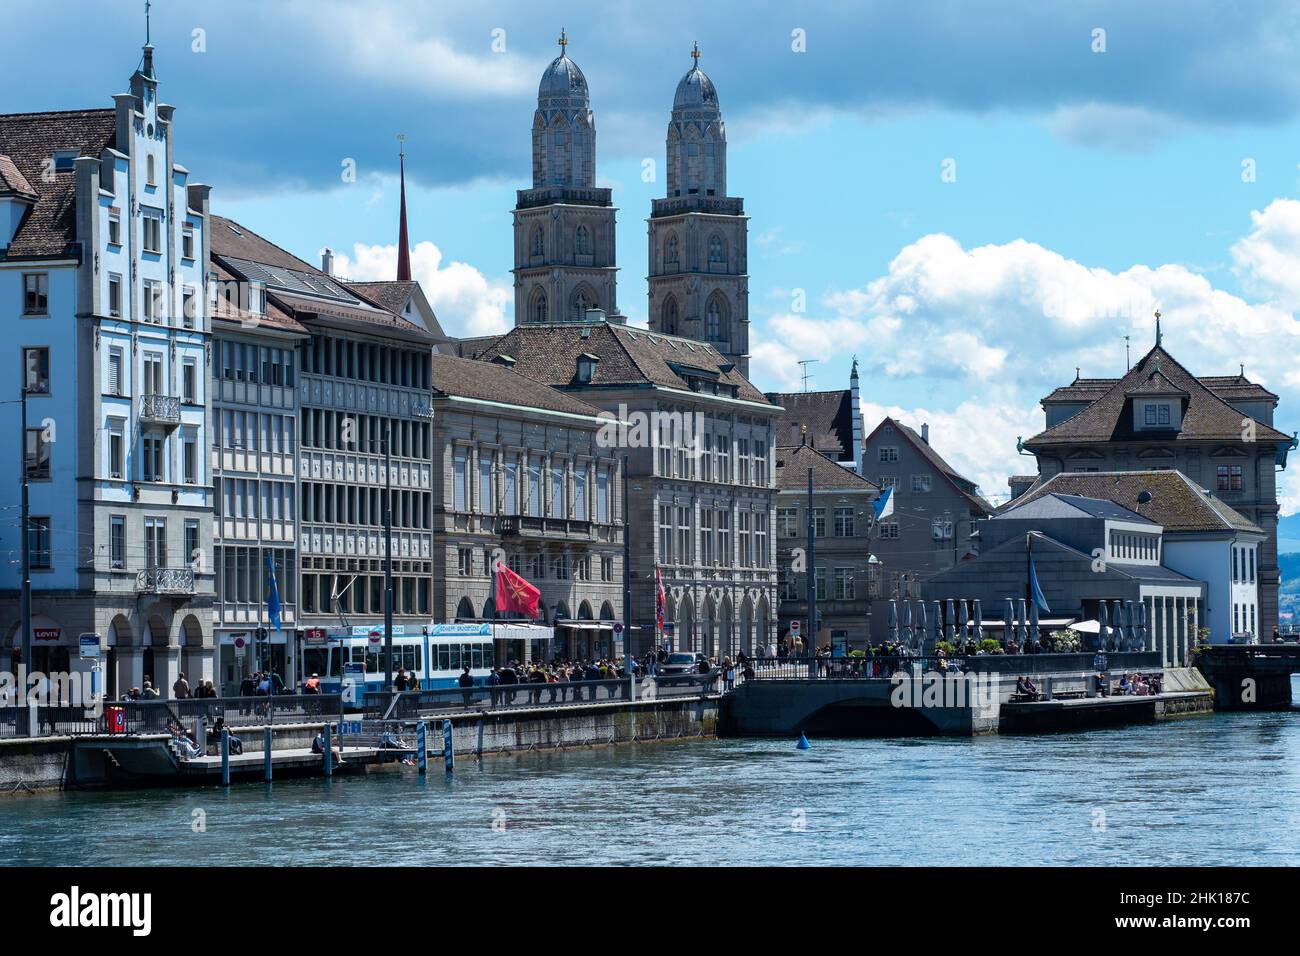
[{"xmin": 798, "ymin": 358, "xmax": 818, "ymax": 393}]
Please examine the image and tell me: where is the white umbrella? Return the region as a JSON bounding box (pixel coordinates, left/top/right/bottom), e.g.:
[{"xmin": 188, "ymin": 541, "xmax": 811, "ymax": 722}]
[{"xmin": 1069, "ymin": 619, "xmax": 1101, "ymax": 634}]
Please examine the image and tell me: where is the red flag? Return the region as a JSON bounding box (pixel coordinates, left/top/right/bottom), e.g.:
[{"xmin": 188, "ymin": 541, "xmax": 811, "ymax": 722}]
[
  {"xmin": 495, "ymin": 562, "xmax": 541, "ymax": 619},
  {"xmin": 655, "ymin": 566, "xmax": 666, "ymax": 633}
]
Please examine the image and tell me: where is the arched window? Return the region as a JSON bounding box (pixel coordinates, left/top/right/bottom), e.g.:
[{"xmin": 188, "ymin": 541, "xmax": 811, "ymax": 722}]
[
  {"xmin": 665, "ymin": 234, "xmax": 679, "ymax": 270},
  {"xmin": 708, "ymin": 234, "xmax": 726, "ymax": 266},
  {"xmin": 575, "ymin": 225, "xmax": 590, "ymax": 256},
  {"xmin": 572, "ymin": 287, "xmax": 595, "ymax": 322},
  {"xmin": 530, "ymin": 225, "xmax": 544, "ymax": 257},
  {"xmin": 531, "ymin": 289, "xmax": 548, "ymax": 325},
  {"xmin": 706, "ymin": 296, "xmax": 726, "ymax": 341},
  {"xmin": 662, "ymin": 296, "xmax": 679, "ymax": 335}
]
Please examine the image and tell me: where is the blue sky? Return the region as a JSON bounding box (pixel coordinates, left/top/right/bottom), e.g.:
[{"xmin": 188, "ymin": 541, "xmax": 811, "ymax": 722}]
[{"xmin": 9, "ymin": 1, "xmax": 1300, "ymax": 509}]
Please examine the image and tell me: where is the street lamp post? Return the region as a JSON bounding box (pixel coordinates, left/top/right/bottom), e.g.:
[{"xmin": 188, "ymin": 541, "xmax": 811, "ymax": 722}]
[
  {"xmin": 621, "ymin": 454, "xmax": 631, "ymax": 662},
  {"xmin": 19, "ymin": 387, "xmax": 32, "ymax": 723},
  {"xmin": 382, "ymin": 419, "xmax": 393, "ymax": 693}
]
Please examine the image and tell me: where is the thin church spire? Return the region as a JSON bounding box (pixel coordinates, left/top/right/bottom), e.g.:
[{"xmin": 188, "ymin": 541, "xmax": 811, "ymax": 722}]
[{"xmin": 396, "ymin": 134, "xmax": 411, "ymax": 283}]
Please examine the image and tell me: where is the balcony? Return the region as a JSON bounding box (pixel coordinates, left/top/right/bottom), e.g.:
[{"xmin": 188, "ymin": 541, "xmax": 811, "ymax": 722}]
[
  {"xmin": 140, "ymin": 394, "xmax": 182, "ymax": 429},
  {"xmin": 136, "ymin": 567, "xmax": 196, "ymax": 594}
]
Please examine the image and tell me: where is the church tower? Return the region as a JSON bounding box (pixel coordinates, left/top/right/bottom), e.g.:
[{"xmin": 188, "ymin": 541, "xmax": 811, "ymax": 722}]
[
  {"xmin": 512, "ymin": 31, "xmax": 622, "ymax": 325},
  {"xmin": 647, "ymin": 43, "xmax": 749, "ymax": 373}
]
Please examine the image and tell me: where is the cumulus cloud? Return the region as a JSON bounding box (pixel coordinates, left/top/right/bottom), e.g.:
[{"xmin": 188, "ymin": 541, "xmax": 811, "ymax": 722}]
[
  {"xmin": 333, "ymin": 241, "xmax": 511, "ymax": 337},
  {"xmin": 752, "ymin": 206, "xmax": 1300, "ymax": 511}
]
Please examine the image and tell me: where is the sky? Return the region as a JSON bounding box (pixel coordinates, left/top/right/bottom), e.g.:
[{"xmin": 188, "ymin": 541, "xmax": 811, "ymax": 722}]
[{"xmin": 9, "ymin": 1, "xmax": 1300, "ymax": 511}]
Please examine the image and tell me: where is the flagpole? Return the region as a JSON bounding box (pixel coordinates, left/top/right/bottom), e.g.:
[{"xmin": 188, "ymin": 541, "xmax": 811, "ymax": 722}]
[{"xmin": 621, "ymin": 454, "xmax": 631, "ymax": 662}]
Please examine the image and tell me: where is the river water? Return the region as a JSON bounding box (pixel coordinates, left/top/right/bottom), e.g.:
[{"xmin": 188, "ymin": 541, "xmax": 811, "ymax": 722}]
[{"xmin": 3, "ymin": 707, "xmax": 1299, "ymax": 866}]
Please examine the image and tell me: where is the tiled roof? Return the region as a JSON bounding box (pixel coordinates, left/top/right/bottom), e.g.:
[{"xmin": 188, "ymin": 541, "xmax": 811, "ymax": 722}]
[
  {"xmin": 0, "ymin": 108, "xmax": 116, "ymax": 257},
  {"xmin": 775, "ymin": 443, "xmax": 880, "ymax": 492},
  {"xmin": 210, "ymin": 260, "xmax": 308, "ymax": 334},
  {"xmin": 272, "ymin": 291, "xmax": 434, "ymax": 341},
  {"xmin": 210, "ymin": 214, "xmax": 331, "ymax": 275},
  {"xmin": 766, "ymin": 388, "xmax": 855, "ymax": 458},
  {"xmin": 429, "ymin": 353, "xmax": 600, "ymax": 417},
  {"xmin": 478, "ymin": 324, "xmax": 775, "ymax": 405},
  {"xmin": 1025, "ymin": 346, "xmax": 1292, "ymax": 446},
  {"xmin": 1010, "ymin": 470, "xmax": 1263, "ymax": 535},
  {"xmin": 0, "ymin": 154, "xmax": 36, "ymax": 196},
  {"xmin": 1045, "ymin": 370, "xmax": 1278, "ymax": 406},
  {"xmin": 348, "ymin": 280, "xmax": 417, "ymax": 315}
]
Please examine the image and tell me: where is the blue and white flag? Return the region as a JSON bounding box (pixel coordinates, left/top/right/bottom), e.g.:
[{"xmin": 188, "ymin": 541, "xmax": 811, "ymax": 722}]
[
  {"xmin": 873, "ymin": 487, "xmax": 895, "ymax": 521},
  {"xmin": 266, "ymin": 554, "xmax": 283, "ymax": 632},
  {"xmin": 1029, "ymin": 554, "xmax": 1051, "ymax": 614}
]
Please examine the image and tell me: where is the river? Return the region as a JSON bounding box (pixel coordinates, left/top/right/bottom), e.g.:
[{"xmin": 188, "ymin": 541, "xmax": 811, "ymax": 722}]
[{"xmin": 3, "ymin": 708, "xmax": 1299, "ymax": 866}]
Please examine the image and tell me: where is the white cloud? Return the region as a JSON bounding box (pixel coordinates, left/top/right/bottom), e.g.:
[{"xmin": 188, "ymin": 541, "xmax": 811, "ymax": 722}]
[
  {"xmin": 1045, "ymin": 103, "xmax": 1183, "ymax": 151},
  {"xmin": 752, "ymin": 209, "xmax": 1300, "ymax": 513},
  {"xmin": 333, "ymin": 241, "xmax": 511, "ymax": 337}
]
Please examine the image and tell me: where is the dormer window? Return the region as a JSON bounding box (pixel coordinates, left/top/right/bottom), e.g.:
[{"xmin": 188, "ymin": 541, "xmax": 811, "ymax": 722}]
[
  {"xmin": 1144, "ymin": 403, "xmax": 1171, "ymax": 426},
  {"xmin": 576, "ymin": 352, "xmax": 599, "ymax": 384},
  {"xmin": 52, "ymin": 150, "xmax": 78, "ymax": 173}
]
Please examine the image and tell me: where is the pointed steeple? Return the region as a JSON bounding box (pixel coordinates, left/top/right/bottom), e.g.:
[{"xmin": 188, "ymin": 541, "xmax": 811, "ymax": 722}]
[
  {"xmin": 1154, "ymin": 308, "xmax": 1163, "ymax": 348},
  {"xmin": 396, "ymin": 135, "xmax": 411, "ymax": 282}
]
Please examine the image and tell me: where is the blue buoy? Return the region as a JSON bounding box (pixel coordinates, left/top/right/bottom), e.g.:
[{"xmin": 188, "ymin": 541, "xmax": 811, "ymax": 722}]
[{"xmin": 796, "ymin": 734, "xmax": 811, "ymax": 750}]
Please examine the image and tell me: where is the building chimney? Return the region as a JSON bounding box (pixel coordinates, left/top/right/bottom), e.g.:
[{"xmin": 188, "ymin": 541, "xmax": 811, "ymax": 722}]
[
  {"xmin": 921, "ymin": 423, "xmax": 930, "ymax": 445},
  {"xmin": 321, "ymin": 248, "xmax": 334, "ymax": 276}
]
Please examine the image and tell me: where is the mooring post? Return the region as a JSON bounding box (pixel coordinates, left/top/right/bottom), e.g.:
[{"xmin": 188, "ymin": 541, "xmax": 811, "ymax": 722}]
[
  {"xmin": 417, "ymin": 720, "xmax": 427, "ymax": 775},
  {"xmin": 443, "ymin": 718, "xmax": 453, "ymax": 773},
  {"xmin": 323, "ymin": 722, "xmax": 332, "ymax": 777},
  {"xmin": 220, "ymin": 727, "xmax": 230, "ymax": 787},
  {"xmin": 263, "ymin": 726, "xmax": 273, "ymax": 782}
]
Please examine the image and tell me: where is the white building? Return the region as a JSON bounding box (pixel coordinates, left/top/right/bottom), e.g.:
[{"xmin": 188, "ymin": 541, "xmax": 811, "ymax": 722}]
[{"xmin": 0, "ymin": 42, "xmax": 213, "ymax": 695}]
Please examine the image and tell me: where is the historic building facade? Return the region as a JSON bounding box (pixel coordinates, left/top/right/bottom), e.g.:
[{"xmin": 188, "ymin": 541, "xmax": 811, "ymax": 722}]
[
  {"xmin": 0, "ymin": 42, "xmax": 213, "ymax": 696},
  {"xmin": 646, "ymin": 46, "xmax": 750, "ymax": 376},
  {"xmin": 426, "ymin": 353, "xmax": 623, "ymax": 659},
  {"xmin": 512, "ymin": 33, "xmax": 622, "ymax": 327},
  {"xmin": 1022, "ymin": 339, "xmax": 1294, "ymax": 640},
  {"xmin": 477, "ymin": 324, "xmax": 779, "ymax": 658}
]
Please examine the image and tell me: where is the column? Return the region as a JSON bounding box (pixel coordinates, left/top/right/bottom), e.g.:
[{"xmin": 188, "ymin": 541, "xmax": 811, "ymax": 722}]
[
  {"xmin": 158, "ymin": 646, "xmax": 182, "ymax": 699},
  {"xmin": 117, "ymin": 648, "xmax": 144, "ymax": 696}
]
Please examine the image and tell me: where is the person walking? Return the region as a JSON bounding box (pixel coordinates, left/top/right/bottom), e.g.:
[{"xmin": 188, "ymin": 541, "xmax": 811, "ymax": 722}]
[{"xmin": 173, "ymin": 673, "xmax": 191, "ymax": 699}]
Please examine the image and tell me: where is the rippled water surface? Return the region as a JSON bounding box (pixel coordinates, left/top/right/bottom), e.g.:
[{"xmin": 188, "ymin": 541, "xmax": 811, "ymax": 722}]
[{"xmin": 4, "ymin": 706, "xmax": 1299, "ymax": 866}]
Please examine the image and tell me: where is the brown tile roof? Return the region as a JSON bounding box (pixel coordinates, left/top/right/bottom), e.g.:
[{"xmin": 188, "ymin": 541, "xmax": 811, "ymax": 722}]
[
  {"xmin": 478, "ymin": 324, "xmax": 776, "ymax": 405},
  {"xmin": 1045, "ymin": 371, "xmax": 1278, "ymax": 406},
  {"xmin": 0, "ymin": 154, "xmax": 36, "ymax": 197},
  {"xmin": 348, "ymin": 280, "xmax": 417, "ymax": 315},
  {"xmin": 210, "ymin": 214, "xmax": 330, "ymax": 275},
  {"xmin": 429, "ymin": 353, "xmax": 600, "ymax": 417},
  {"xmin": 1025, "ymin": 345, "xmax": 1292, "ymax": 446},
  {"xmin": 0, "ymin": 108, "xmax": 116, "ymax": 257},
  {"xmin": 272, "ymin": 291, "xmax": 434, "ymax": 341},
  {"xmin": 766, "ymin": 388, "xmax": 854, "ymax": 457},
  {"xmin": 775, "ymin": 443, "xmax": 879, "ymax": 492},
  {"xmin": 210, "ymin": 260, "xmax": 308, "ymax": 334},
  {"xmin": 1011, "ymin": 470, "xmax": 1262, "ymax": 535}
]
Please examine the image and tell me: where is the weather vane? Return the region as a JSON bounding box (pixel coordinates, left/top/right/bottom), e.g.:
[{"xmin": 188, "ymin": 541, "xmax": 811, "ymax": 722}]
[
  {"xmin": 692, "ymin": 41, "xmax": 701, "ymax": 62},
  {"xmin": 558, "ymin": 28, "xmax": 568, "ymax": 50},
  {"xmin": 397, "ymin": 132, "xmax": 405, "ymax": 159}
]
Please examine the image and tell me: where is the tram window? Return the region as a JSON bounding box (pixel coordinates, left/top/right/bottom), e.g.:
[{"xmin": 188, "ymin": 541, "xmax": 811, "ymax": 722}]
[
  {"xmin": 438, "ymin": 646, "xmax": 450, "ymax": 672},
  {"xmin": 484, "ymin": 644, "xmax": 495, "ymax": 669},
  {"xmin": 471, "ymin": 645, "xmax": 484, "ymax": 669},
  {"xmin": 364, "ymin": 647, "xmax": 381, "ymax": 673}
]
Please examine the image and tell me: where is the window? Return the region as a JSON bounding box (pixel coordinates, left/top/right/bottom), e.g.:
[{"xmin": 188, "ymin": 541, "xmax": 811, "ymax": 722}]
[
  {"xmin": 23, "ymin": 273, "xmax": 49, "ymax": 314},
  {"xmin": 659, "ymin": 504, "xmax": 674, "ymax": 563},
  {"xmin": 665, "ymin": 234, "xmax": 679, "ymax": 269},
  {"xmin": 142, "ymin": 279, "xmax": 164, "ymax": 323},
  {"xmin": 811, "ymin": 507, "xmax": 826, "ymax": 538},
  {"xmin": 142, "ymin": 433, "xmax": 165, "ymax": 482},
  {"xmin": 108, "ymin": 273, "xmax": 122, "ymax": 317},
  {"xmin": 28, "ymin": 517, "xmax": 51, "ymax": 570},
  {"xmin": 479, "ymin": 456, "xmax": 495, "ymax": 513},
  {"xmin": 23, "ymin": 348, "xmax": 50, "ymax": 394},
  {"xmin": 706, "ymin": 299, "xmax": 723, "ymax": 341},
  {"xmin": 107, "ymin": 419, "xmax": 124, "ymax": 479},
  {"xmin": 597, "ymin": 468, "xmax": 610, "ymax": 523},
  {"xmin": 574, "ymin": 470, "xmax": 588, "ymax": 520},
  {"xmin": 532, "ymin": 291, "xmax": 548, "ymax": 325},
  {"xmin": 143, "ymin": 352, "xmax": 164, "ymax": 397},
  {"xmin": 737, "ymin": 438, "xmax": 750, "ymax": 484},
  {"xmin": 108, "ymin": 347, "xmax": 124, "ymax": 396},
  {"xmin": 912, "ymin": 474, "xmax": 932, "ymax": 493},
  {"xmin": 144, "ymin": 517, "xmax": 166, "ymax": 568},
  {"xmin": 1217, "ymin": 465, "xmax": 1243, "ymax": 492},
  {"xmin": 184, "ymin": 520, "xmax": 199, "ymax": 568},
  {"xmin": 708, "ymin": 234, "xmax": 725, "ymax": 265},
  {"xmin": 108, "ymin": 210, "xmax": 122, "ymax": 246},
  {"xmin": 880, "ymin": 475, "xmax": 898, "ymax": 490},
  {"xmin": 183, "ymin": 360, "xmax": 197, "ymax": 403},
  {"xmin": 779, "ymin": 561, "xmax": 798, "ymax": 600},
  {"xmin": 878, "ymin": 446, "xmax": 899, "ymax": 463},
  {"xmin": 182, "ymin": 225, "xmax": 195, "ymax": 260},
  {"xmin": 24, "ymin": 428, "xmax": 51, "ymax": 479},
  {"xmin": 575, "ymin": 225, "xmax": 590, "ymax": 256},
  {"xmin": 738, "ymin": 512, "xmax": 752, "ymax": 567},
  {"xmin": 502, "ymin": 458, "xmax": 518, "ymax": 515},
  {"xmin": 814, "ymin": 568, "xmax": 827, "ymax": 602},
  {"xmin": 142, "ymin": 209, "xmax": 163, "ymax": 253},
  {"xmin": 530, "ymin": 225, "xmax": 544, "ymax": 257},
  {"xmin": 458, "ymin": 548, "xmax": 472, "ymax": 575},
  {"xmin": 453, "ymin": 448, "xmax": 468, "ymax": 511},
  {"xmin": 834, "ymin": 507, "xmax": 855, "ymax": 537},
  {"xmin": 880, "ymin": 522, "xmax": 900, "ymax": 539},
  {"xmin": 183, "ymin": 431, "xmax": 198, "ymax": 484},
  {"xmin": 1143, "ymin": 403, "xmax": 1171, "ymax": 426},
  {"xmin": 182, "ymin": 287, "xmax": 197, "ymax": 329},
  {"xmin": 527, "ymin": 460, "xmax": 542, "ymax": 516},
  {"xmin": 834, "ymin": 568, "xmax": 855, "ymax": 601},
  {"xmin": 700, "ymin": 510, "xmax": 715, "ymax": 565},
  {"xmin": 777, "ymin": 507, "xmax": 799, "ymax": 538},
  {"xmin": 110, "ymin": 515, "xmax": 126, "ymax": 569},
  {"xmin": 716, "ymin": 510, "xmax": 730, "ymax": 565}
]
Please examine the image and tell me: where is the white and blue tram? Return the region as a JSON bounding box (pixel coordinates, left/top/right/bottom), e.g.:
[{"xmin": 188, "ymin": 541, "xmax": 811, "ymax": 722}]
[{"xmin": 303, "ymin": 623, "xmax": 496, "ymax": 703}]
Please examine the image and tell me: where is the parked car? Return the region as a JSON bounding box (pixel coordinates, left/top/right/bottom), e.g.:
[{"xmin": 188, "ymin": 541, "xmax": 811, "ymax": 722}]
[{"xmin": 658, "ymin": 652, "xmax": 701, "ymax": 676}]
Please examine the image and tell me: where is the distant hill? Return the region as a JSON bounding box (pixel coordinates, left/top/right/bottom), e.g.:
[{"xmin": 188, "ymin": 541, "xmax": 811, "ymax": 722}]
[
  {"xmin": 1280, "ymin": 514, "xmax": 1300, "ymax": 555},
  {"xmin": 1282, "ymin": 553, "xmax": 1300, "ymax": 591}
]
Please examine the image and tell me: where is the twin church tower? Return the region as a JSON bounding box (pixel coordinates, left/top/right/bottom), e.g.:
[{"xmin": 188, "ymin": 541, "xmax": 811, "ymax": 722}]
[{"xmin": 511, "ymin": 32, "xmax": 750, "ymax": 375}]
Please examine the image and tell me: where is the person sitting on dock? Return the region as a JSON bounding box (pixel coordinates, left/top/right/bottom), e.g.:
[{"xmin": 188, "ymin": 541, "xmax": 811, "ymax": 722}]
[
  {"xmin": 312, "ymin": 730, "xmax": 343, "ymax": 766},
  {"xmin": 1015, "ymin": 676, "xmax": 1041, "ymax": 701},
  {"xmin": 212, "ymin": 717, "xmax": 243, "ymax": 755},
  {"xmin": 166, "ymin": 719, "xmax": 203, "ymax": 760},
  {"xmin": 1118, "ymin": 674, "xmax": 1132, "ymax": 695}
]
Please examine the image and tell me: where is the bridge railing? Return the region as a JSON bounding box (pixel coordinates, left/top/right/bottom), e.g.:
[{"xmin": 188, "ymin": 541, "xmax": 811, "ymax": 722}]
[{"xmin": 744, "ymin": 656, "xmax": 949, "ymax": 680}]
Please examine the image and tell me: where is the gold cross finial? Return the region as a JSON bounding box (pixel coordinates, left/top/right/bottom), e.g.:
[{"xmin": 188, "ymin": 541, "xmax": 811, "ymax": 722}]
[
  {"xmin": 558, "ymin": 28, "xmax": 568, "ymax": 50},
  {"xmin": 692, "ymin": 40, "xmax": 701, "ymax": 62}
]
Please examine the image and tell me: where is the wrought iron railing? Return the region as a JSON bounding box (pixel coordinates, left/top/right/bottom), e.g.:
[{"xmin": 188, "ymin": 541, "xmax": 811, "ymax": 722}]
[
  {"xmin": 135, "ymin": 567, "xmax": 195, "ymax": 594},
  {"xmin": 139, "ymin": 394, "xmax": 181, "ymax": 425}
]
